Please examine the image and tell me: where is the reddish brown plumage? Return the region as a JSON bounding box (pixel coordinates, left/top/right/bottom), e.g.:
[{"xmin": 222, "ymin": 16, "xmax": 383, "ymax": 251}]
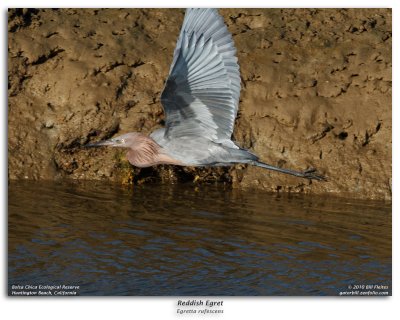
[{"xmin": 125, "ymin": 133, "xmax": 181, "ymax": 167}]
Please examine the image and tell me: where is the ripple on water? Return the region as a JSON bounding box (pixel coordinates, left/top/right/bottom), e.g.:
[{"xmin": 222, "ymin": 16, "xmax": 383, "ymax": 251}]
[{"xmin": 8, "ymin": 181, "xmax": 391, "ymax": 296}]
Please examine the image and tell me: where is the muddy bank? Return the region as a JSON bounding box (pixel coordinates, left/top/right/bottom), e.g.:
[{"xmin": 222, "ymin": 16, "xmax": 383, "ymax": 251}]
[{"xmin": 8, "ymin": 8, "xmax": 392, "ymax": 199}]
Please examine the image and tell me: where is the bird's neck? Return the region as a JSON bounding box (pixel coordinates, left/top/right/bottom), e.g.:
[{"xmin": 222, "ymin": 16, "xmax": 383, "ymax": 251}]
[{"xmin": 126, "ymin": 134, "xmax": 182, "ymax": 168}]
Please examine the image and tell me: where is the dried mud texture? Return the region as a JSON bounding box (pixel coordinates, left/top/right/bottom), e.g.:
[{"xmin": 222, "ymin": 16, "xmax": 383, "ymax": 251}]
[{"xmin": 8, "ymin": 8, "xmax": 392, "ymax": 199}]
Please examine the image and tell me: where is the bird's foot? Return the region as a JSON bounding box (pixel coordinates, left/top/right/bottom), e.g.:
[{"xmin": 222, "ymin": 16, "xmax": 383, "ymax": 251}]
[{"xmin": 301, "ymin": 168, "xmax": 327, "ymax": 181}]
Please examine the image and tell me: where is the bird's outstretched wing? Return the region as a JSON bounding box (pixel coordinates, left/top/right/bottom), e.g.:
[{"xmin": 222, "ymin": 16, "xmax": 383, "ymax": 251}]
[{"xmin": 160, "ymin": 8, "xmax": 240, "ymax": 143}]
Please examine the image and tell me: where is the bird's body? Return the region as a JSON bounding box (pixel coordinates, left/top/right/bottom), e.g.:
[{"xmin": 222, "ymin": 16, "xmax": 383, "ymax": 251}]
[
  {"xmin": 88, "ymin": 8, "xmax": 325, "ymax": 181},
  {"xmin": 150, "ymin": 128, "xmax": 252, "ymax": 166}
]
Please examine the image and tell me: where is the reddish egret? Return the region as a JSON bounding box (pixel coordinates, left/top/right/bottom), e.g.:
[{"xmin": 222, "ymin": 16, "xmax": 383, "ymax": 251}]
[{"xmin": 88, "ymin": 8, "xmax": 325, "ymax": 181}]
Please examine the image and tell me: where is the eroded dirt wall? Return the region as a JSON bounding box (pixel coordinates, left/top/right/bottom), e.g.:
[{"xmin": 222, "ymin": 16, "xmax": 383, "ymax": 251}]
[{"xmin": 8, "ymin": 8, "xmax": 392, "ymax": 199}]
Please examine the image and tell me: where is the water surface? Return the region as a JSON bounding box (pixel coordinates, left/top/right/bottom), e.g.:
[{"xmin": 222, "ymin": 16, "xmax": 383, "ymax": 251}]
[{"xmin": 8, "ymin": 181, "xmax": 391, "ymax": 295}]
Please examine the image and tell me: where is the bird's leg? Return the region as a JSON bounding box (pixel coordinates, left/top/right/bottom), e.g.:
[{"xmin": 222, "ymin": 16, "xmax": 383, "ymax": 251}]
[{"xmin": 251, "ymin": 161, "xmax": 327, "ymax": 181}]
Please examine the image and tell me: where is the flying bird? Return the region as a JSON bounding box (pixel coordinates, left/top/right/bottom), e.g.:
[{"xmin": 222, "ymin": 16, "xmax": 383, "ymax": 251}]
[{"xmin": 87, "ymin": 8, "xmax": 325, "ymax": 181}]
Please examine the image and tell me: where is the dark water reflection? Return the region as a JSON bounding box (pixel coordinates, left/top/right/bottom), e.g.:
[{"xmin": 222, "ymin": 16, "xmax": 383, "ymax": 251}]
[{"xmin": 8, "ymin": 181, "xmax": 391, "ymax": 296}]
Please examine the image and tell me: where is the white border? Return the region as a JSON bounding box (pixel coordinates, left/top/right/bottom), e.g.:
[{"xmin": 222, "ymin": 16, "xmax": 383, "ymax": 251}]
[
  {"xmin": 1, "ymin": 0, "xmax": 397, "ymax": 8},
  {"xmin": 1, "ymin": 1, "xmax": 397, "ymax": 320}
]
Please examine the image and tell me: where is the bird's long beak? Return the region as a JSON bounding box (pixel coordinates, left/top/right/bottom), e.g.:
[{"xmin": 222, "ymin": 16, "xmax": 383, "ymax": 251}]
[{"xmin": 85, "ymin": 139, "xmax": 117, "ymax": 147}]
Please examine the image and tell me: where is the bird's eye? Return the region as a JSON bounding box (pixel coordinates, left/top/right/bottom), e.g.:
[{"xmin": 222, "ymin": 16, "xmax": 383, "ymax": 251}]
[{"xmin": 121, "ymin": 139, "xmax": 125, "ymax": 143}]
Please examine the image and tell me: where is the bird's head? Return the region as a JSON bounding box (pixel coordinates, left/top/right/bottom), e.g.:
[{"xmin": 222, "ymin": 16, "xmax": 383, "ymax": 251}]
[{"xmin": 86, "ymin": 132, "xmax": 140, "ymax": 149}]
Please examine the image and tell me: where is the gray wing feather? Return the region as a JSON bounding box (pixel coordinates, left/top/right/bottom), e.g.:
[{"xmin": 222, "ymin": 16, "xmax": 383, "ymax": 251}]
[{"xmin": 160, "ymin": 8, "xmax": 240, "ymax": 142}]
